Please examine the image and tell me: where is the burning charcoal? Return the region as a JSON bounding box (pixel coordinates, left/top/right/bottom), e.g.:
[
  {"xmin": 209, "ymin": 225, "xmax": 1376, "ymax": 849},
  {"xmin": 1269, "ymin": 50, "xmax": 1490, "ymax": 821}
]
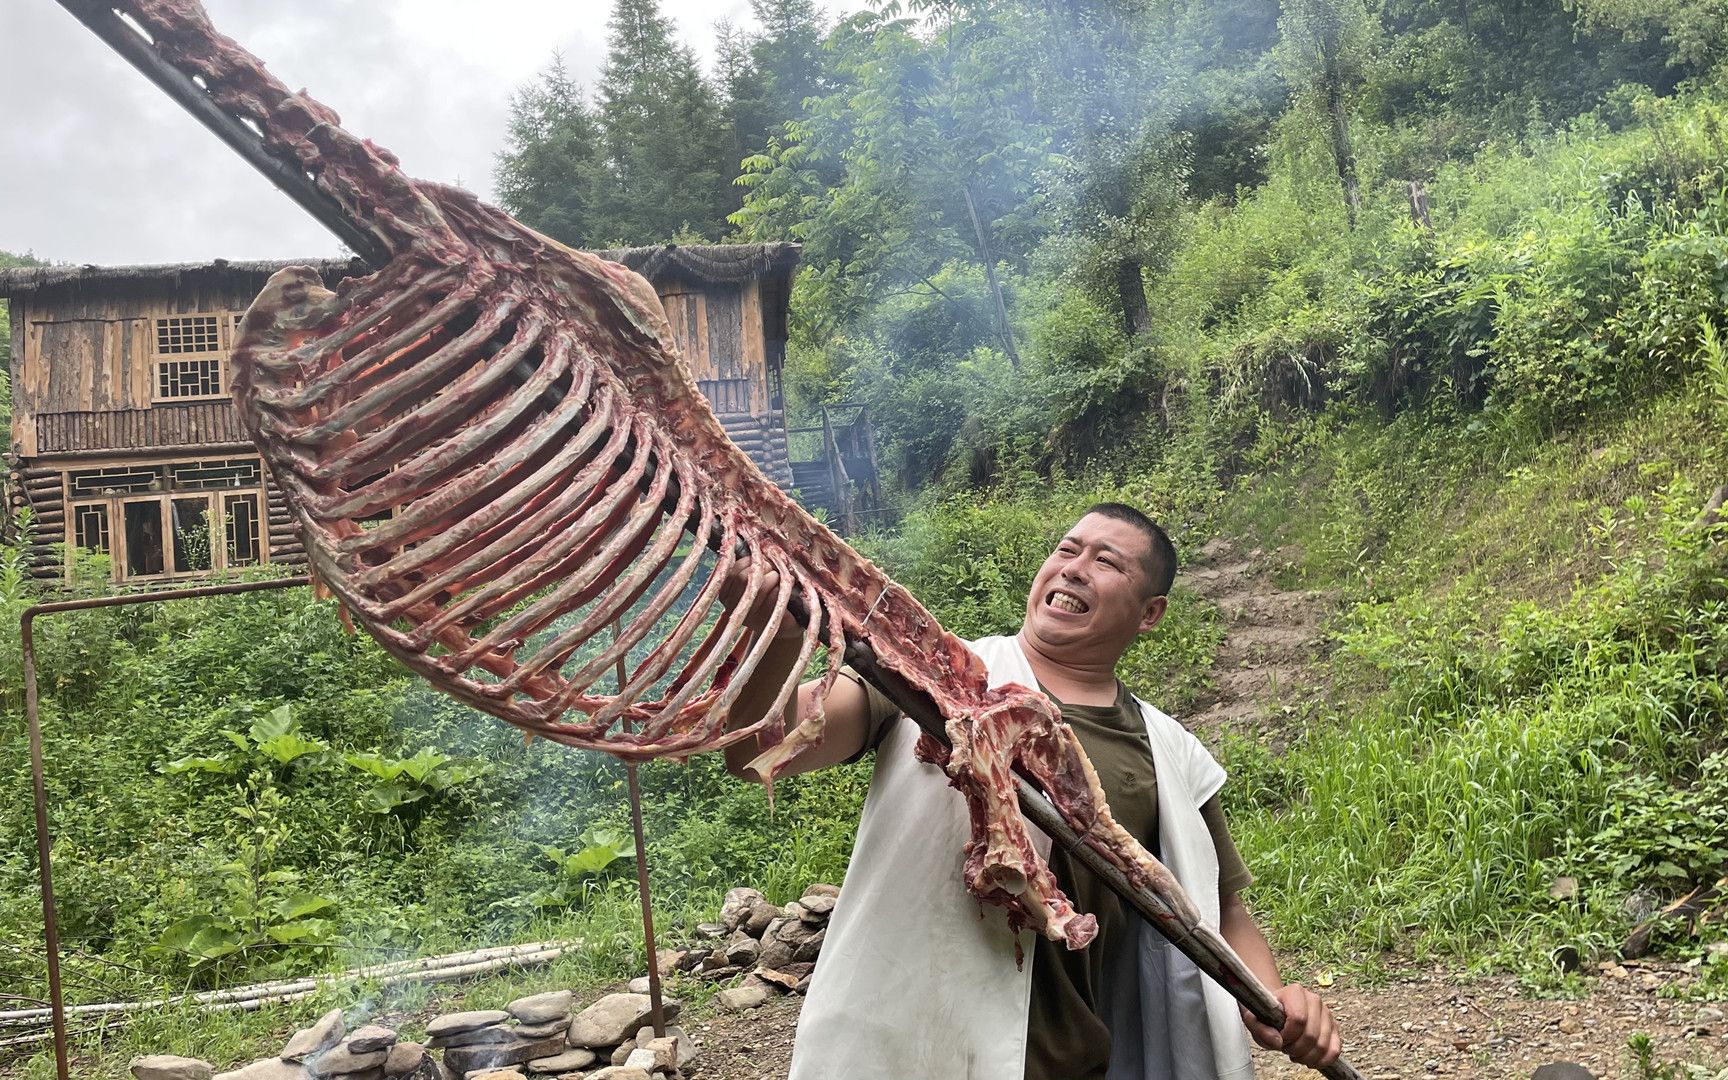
[
  {"xmin": 131, "ymin": 1057, "xmax": 214, "ymax": 1080},
  {"xmin": 281, "ymin": 1010, "xmax": 346, "ymax": 1063},
  {"xmin": 505, "ymin": 990, "xmax": 572, "ymax": 1026}
]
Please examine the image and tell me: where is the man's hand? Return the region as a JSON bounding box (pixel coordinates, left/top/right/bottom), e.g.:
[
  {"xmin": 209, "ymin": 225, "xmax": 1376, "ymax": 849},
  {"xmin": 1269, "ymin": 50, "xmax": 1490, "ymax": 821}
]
[
  {"xmin": 1241, "ymin": 983, "xmax": 1340, "ymax": 1069},
  {"xmin": 717, "ymin": 554, "xmax": 802, "ymax": 642}
]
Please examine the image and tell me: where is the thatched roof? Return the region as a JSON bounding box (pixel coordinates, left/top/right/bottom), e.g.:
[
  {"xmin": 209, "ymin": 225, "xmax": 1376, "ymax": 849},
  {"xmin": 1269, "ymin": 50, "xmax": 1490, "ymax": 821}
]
[
  {"xmin": 595, "ymin": 243, "xmax": 802, "ymax": 285},
  {"xmin": 0, "ymin": 243, "xmax": 802, "ymax": 299}
]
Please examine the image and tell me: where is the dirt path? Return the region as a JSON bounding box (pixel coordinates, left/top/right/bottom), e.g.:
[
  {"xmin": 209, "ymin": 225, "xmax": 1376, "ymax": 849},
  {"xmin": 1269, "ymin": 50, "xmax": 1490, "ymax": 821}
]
[
  {"xmin": 1179, "ymin": 537, "xmax": 1333, "ymax": 736},
  {"xmin": 682, "ymin": 958, "xmax": 1727, "ymax": 1079},
  {"xmin": 679, "ymin": 540, "xmax": 1727, "ymax": 1079}
]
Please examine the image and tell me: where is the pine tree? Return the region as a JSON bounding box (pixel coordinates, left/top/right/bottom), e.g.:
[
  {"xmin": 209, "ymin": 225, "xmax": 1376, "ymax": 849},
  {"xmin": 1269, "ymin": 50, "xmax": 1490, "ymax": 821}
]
[
  {"xmin": 597, "ymin": 0, "xmax": 732, "ymax": 242},
  {"xmin": 494, "ymin": 56, "xmax": 606, "ymax": 247},
  {"xmin": 748, "ymin": 0, "xmax": 825, "ymax": 139}
]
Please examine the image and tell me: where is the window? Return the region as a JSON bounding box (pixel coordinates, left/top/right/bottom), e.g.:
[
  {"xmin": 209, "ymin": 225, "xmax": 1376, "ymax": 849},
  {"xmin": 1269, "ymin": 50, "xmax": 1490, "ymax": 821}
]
[
  {"xmin": 152, "ymin": 313, "xmax": 229, "ymax": 401},
  {"xmin": 67, "ymin": 457, "xmax": 270, "ymax": 581}
]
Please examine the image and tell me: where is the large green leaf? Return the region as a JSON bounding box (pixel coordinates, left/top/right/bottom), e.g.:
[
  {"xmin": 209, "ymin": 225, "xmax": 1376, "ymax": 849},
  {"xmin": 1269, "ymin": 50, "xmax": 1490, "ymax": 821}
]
[
  {"xmin": 395, "ymin": 748, "xmax": 450, "ymax": 784},
  {"xmin": 272, "ymin": 891, "xmax": 336, "ymax": 921},
  {"xmin": 256, "ymin": 733, "xmax": 328, "ymax": 766},
  {"xmin": 248, "ymin": 704, "xmax": 297, "ymax": 745},
  {"xmin": 361, "ymin": 782, "xmax": 428, "ymax": 814},
  {"xmin": 344, "ymin": 752, "xmax": 404, "ymax": 782}
]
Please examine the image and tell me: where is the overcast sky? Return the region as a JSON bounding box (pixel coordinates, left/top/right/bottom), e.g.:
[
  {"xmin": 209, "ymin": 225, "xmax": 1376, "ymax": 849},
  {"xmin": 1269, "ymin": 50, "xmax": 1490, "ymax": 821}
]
[{"xmin": 0, "ymin": 1, "xmax": 866, "ymax": 266}]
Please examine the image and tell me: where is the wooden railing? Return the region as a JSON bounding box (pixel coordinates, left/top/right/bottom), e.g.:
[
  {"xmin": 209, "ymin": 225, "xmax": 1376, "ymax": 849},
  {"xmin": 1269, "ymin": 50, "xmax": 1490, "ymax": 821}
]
[{"xmin": 786, "ymin": 402, "xmax": 886, "ymax": 534}]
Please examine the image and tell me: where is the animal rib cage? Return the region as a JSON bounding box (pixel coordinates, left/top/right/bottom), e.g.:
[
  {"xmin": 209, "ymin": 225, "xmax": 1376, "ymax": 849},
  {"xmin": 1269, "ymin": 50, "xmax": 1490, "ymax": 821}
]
[{"xmin": 117, "ymin": 0, "xmax": 1197, "ymax": 950}]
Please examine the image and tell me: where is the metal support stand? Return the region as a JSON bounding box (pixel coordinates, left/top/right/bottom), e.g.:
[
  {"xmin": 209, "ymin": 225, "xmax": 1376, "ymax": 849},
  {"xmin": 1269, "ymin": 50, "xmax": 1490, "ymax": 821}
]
[
  {"xmin": 615, "ymin": 621, "xmax": 666, "ymax": 1040},
  {"xmin": 22, "ymin": 576, "xmax": 312, "ymax": 1080}
]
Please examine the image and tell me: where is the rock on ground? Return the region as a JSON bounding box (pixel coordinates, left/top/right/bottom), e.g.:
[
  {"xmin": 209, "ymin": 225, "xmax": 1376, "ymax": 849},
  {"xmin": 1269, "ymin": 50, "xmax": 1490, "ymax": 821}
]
[
  {"xmin": 506, "ymin": 990, "xmax": 573, "ymax": 1025},
  {"xmin": 131, "ymin": 1056, "xmax": 214, "ymax": 1080},
  {"xmin": 214, "ymin": 1059, "xmax": 309, "ymax": 1080},
  {"xmin": 523, "ymin": 1046, "xmax": 597, "ymax": 1074},
  {"xmin": 345, "ymin": 1027, "xmax": 397, "ymax": 1055},
  {"xmin": 568, "ymin": 992, "xmax": 677, "ymax": 1048},
  {"xmin": 425, "ymin": 1010, "xmax": 511, "ymax": 1039},
  {"xmin": 281, "ymin": 1010, "xmax": 346, "ymax": 1063},
  {"xmin": 717, "ymin": 984, "xmax": 771, "ymax": 1012}
]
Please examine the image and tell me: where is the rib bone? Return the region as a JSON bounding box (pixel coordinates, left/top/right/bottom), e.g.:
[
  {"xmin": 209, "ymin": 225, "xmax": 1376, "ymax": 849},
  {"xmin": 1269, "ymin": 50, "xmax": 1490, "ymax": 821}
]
[{"xmin": 115, "ymin": 0, "xmax": 1195, "ymax": 950}]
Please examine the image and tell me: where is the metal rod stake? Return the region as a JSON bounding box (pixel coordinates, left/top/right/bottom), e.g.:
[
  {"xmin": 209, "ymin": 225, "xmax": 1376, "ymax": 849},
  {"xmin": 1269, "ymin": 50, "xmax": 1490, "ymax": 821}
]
[
  {"xmin": 21, "ymin": 576, "xmax": 310, "ymax": 1080},
  {"xmin": 615, "ymin": 621, "xmax": 665, "ymax": 1039}
]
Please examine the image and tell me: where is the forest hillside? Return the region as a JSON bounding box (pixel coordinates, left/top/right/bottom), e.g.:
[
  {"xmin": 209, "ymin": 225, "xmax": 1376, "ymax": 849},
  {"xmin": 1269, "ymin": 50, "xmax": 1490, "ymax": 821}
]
[{"xmin": 3, "ymin": 0, "xmax": 1727, "ymax": 1076}]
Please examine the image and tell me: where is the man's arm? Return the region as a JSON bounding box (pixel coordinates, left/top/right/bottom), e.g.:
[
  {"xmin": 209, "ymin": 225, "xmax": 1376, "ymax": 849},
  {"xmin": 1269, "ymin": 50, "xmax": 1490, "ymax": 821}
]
[
  {"xmin": 1220, "ymin": 891, "xmax": 1340, "ymax": 1069},
  {"xmin": 717, "ymin": 561, "xmax": 877, "ymax": 781}
]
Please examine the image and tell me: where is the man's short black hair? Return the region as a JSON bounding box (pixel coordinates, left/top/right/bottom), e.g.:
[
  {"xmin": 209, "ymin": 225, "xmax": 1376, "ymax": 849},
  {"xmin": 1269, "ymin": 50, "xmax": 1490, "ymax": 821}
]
[{"xmin": 1082, "ymin": 502, "xmax": 1177, "ymax": 597}]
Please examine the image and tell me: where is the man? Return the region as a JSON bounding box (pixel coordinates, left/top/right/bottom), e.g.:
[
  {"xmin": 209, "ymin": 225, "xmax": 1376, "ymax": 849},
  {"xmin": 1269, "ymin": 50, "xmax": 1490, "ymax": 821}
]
[{"xmin": 722, "ymin": 503, "xmax": 1339, "ymax": 1079}]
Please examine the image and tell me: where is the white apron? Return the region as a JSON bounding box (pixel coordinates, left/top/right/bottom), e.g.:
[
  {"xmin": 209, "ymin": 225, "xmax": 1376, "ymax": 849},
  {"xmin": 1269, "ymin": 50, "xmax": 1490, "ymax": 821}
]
[{"xmin": 789, "ymin": 635, "xmax": 1254, "ymax": 1080}]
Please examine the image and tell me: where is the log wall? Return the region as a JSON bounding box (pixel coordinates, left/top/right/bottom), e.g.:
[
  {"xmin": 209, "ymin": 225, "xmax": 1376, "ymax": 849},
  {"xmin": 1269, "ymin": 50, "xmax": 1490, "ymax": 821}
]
[{"xmin": 7, "ymin": 260, "xmax": 794, "ymax": 582}]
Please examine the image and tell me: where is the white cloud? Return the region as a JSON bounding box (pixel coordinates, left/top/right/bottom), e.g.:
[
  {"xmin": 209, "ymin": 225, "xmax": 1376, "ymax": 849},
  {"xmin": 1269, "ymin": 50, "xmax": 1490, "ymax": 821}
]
[{"xmin": 0, "ymin": 0, "xmax": 865, "ymax": 265}]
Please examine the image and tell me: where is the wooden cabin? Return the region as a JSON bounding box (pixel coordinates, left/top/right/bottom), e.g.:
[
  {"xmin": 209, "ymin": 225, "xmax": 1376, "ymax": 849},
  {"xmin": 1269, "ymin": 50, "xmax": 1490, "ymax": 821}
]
[{"xmin": 1, "ymin": 243, "xmax": 801, "ymax": 584}]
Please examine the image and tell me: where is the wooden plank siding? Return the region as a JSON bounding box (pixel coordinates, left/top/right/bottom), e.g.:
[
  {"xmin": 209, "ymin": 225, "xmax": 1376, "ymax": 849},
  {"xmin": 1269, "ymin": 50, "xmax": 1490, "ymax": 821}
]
[
  {"xmin": 35, "ymin": 403, "xmax": 247, "ymax": 454},
  {"xmin": 6, "ymin": 250, "xmax": 801, "ymax": 581}
]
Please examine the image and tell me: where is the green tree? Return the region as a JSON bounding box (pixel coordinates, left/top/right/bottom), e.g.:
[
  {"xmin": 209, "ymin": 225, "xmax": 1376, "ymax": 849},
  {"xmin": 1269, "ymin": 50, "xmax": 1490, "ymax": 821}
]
[
  {"xmin": 1275, "ymin": 0, "xmax": 1375, "ymax": 226},
  {"xmin": 597, "ymin": 0, "xmax": 733, "ymax": 242},
  {"xmin": 1567, "ymin": 0, "xmax": 1728, "ymax": 70},
  {"xmin": 1026, "ymin": 1, "xmax": 1192, "ymax": 337},
  {"xmin": 494, "ymin": 56, "xmax": 607, "ymax": 246}
]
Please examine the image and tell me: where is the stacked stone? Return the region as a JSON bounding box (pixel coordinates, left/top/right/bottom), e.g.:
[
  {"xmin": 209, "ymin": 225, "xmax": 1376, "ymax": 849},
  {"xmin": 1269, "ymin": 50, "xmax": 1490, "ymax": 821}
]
[
  {"xmin": 658, "ymin": 883, "xmax": 838, "ymax": 1014},
  {"xmin": 424, "ymin": 989, "xmax": 574, "ymax": 1077},
  {"xmin": 152, "ymin": 1009, "xmax": 439, "ymax": 1080}
]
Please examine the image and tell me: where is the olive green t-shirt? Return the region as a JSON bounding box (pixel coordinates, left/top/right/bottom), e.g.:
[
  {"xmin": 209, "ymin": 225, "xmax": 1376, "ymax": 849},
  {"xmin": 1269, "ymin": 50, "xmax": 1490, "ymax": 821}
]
[{"xmin": 840, "ymin": 669, "xmax": 1253, "ymax": 1080}]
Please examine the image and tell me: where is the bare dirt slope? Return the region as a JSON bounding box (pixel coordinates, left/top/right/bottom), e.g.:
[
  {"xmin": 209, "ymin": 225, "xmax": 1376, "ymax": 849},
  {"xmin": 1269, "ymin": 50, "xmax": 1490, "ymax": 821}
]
[{"xmin": 1179, "ymin": 537, "xmax": 1333, "ymax": 736}]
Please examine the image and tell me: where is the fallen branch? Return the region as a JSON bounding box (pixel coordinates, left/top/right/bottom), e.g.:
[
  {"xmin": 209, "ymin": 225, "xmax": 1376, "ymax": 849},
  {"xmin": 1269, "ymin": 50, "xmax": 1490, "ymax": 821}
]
[{"xmin": 0, "ymin": 941, "xmax": 575, "ymax": 1029}]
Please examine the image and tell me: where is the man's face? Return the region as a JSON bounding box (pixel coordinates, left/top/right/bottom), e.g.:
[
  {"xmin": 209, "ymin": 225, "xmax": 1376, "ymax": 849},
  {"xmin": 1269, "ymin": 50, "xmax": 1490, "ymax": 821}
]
[{"xmin": 1022, "ymin": 513, "xmax": 1167, "ymax": 658}]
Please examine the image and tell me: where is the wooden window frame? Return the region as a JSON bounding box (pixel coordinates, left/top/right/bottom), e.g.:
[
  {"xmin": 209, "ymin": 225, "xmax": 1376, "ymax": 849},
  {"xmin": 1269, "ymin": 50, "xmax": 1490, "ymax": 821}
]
[
  {"xmin": 62, "ymin": 456, "xmax": 271, "ymax": 583},
  {"xmin": 150, "ymin": 312, "xmax": 231, "ymax": 404}
]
